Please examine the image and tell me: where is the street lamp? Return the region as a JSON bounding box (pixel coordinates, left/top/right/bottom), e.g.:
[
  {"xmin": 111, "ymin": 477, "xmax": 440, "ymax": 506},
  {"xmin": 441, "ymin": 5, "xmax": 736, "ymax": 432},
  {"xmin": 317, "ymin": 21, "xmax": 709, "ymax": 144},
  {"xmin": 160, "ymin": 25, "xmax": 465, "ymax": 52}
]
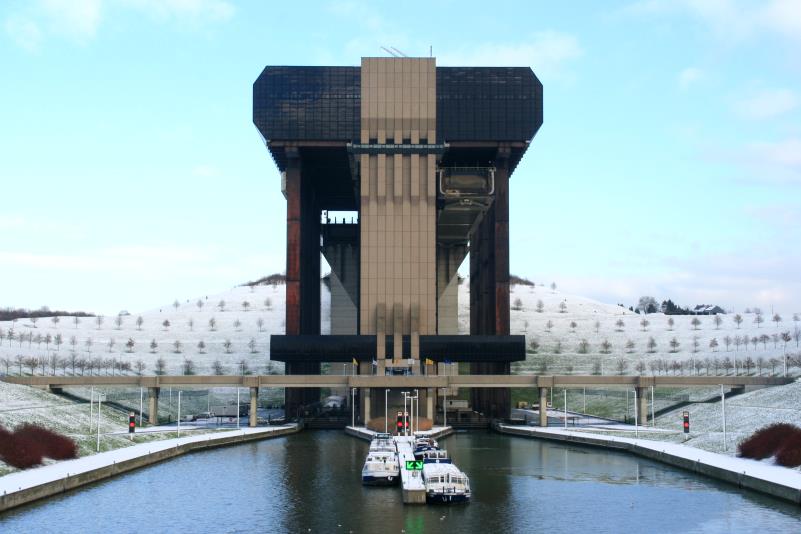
[
  {"xmin": 177, "ymin": 390, "xmax": 182, "ymax": 437},
  {"xmin": 441, "ymin": 387, "xmax": 448, "ymax": 428},
  {"xmin": 402, "ymin": 391, "xmax": 409, "ymax": 436},
  {"xmin": 413, "ymin": 389, "xmax": 419, "ymax": 435},
  {"xmin": 385, "ymin": 389, "xmax": 390, "ymax": 433}
]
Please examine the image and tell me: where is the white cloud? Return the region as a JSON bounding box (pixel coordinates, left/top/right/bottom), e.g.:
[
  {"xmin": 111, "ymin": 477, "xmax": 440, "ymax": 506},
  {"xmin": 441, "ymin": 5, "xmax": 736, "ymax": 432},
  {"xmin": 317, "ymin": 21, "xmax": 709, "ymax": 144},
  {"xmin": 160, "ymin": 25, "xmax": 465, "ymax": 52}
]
[
  {"xmin": 624, "ymin": 0, "xmax": 801, "ymax": 41},
  {"xmin": 678, "ymin": 67, "xmax": 703, "ymax": 90},
  {"xmin": 41, "ymin": 0, "xmax": 102, "ymax": 41},
  {"xmin": 748, "ymin": 138, "xmax": 801, "ymax": 171},
  {"xmin": 4, "ymin": 15, "xmax": 43, "ymax": 51},
  {"xmin": 4, "ymin": 0, "xmax": 233, "ymax": 50},
  {"xmin": 437, "ymin": 32, "xmax": 583, "ymax": 81},
  {"xmin": 122, "ymin": 0, "xmax": 235, "ymax": 24},
  {"xmin": 735, "ymin": 88, "xmax": 798, "ymax": 120}
]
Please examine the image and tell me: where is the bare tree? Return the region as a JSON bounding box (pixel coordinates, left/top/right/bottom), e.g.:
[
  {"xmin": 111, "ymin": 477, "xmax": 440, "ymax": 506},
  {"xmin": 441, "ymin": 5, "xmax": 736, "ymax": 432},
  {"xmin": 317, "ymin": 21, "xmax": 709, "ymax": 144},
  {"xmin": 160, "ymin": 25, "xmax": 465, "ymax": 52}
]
[
  {"xmin": 733, "ymin": 314, "xmax": 743, "ymax": 329},
  {"xmin": 155, "ymin": 357, "xmax": 166, "ymax": 375},
  {"xmin": 173, "ymin": 340, "xmax": 183, "ymax": 354},
  {"xmin": 528, "ymin": 339, "xmax": 540, "ymax": 353},
  {"xmin": 559, "ymin": 301, "xmax": 567, "ymax": 313},
  {"xmin": 212, "ymin": 360, "xmax": 225, "ymax": 375},
  {"xmin": 217, "ymin": 300, "xmax": 226, "ymax": 312},
  {"xmin": 615, "ymin": 358, "xmax": 629, "ymax": 375},
  {"xmin": 772, "ymin": 313, "xmax": 782, "ymax": 328},
  {"xmin": 751, "ymin": 336, "xmax": 758, "ymax": 350},
  {"xmin": 196, "ymin": 299, "xmax": 204, "ymax": 311},
  {"xmin": 197, "ymin": 340, "xmax": 206, "ymax": 354},
  {"xmin": 754, "ymin": 313, "xmax": 764, "ymax": 328},
  {"xmin": 647, "ymin": 337, "xmax": 657, "ymax": 353},
  {"xmin": 54, "ymin": 333, "xmax": 63, "ymax": 351},
  {"xmin": 223, "ymin": 339, "xmax": 233, "ymax": 353},
  {"xmin": 95, "ymin": 315, "xmax": 104, "ymax": 330},
  {"xmin": 667, "ymin": 317, "xmax": 675, "ymax": 331},
  {"xmin": 625, "ymin": 339, "xmax": 635, "ymax": 353},
  {"xmin": 615, "ymin": 319, "xmax": 625, "ymax": 332},
  {"xmin": 188, "ymin": 318, "xmax": 194, "ymax": 332},
  {"xmin": 182, "ymin": 358, "xmax": 195, "ymax": 375},
  {"xmin": 512, "ymin": 298, "xmax": 523, "ymax": 311},
  {"xmin": 248, "ymin": 338, "xmax": 258, "ymax": 353},
  {"xmin": 635, "ymin": 360, "xmax": 646, "ymax": 375},
  {"xmin": 545, "ymin": 320, "xmax": 554, "ymax": 333},
  {"xmin": 125, "ymin": 338, "xmax": 135, "ymax": 353},
  {"xmin": 709, "ymin": 338, "xmax": 719, "ymax": 352},
  {"xmin": 162, "ymin": 319, "xmax": 170, "ymax": 331},
  {"xmin": 51, "ymin": 316, "xmax": 60, "ymax": 328},
  {"xmin": 135, "ymin": 360, "xmax": 146, "ymax": 375},
  {"xmin": 173, "ymin": 299, "xmax": 180, "ymax": 312},
  {"xmin": 107, "ymin": 337, "xmax": 115, "ymax": 353},
  {"xmin": 242, "ymin": 300, "xmax": 251, "ymax": 312},
  {"xmin": 690, "ymin": 317, "xmax": 701, "ymax": 330},
  {"xmin": 692, "ymin": 336, "xmax": 700, "ymax": 353},
  {"xmin": 577, "ymin": 339, "xmax": 589, "ymax": 354},
  {"xmin": 713, "ymin": 315, "xmax": 722, "ymax": 329},
  {"xmin": 208, "ymin": 317, "xmax": 217, "ymax": 331},
  {"xmin": 69, "ymin": 335, "xmax": 77, "ymax": 351},
  {"xmin": 721, "ymin": 357, "xmax": 733, "ymax": 376},
  {"xmin": 73, "ymin": 316, "xmax": 80, "ymax": 329},
  {"xmin": 669, "ymin": 337, "xmax": 680, "ymax": 353},
  {"xmin": 550, "ymin": 282, "xmax": 557, "ymax": 292},
  {"xmin": 594, "ymin": 320, "xmax": 601, "ymax": 334},
  {"xmin": 30, "ymin": 317, "xmax": 38, "ymax": 329},
  {"xmin": 238, "ymin": 359, "xmax": 251, "ymax": 375},
  {"xmin": 234, "ymin": 318, "xmax": 242, "ymax": 331},
  {"xmin": 599, "ymin": 339, "xmax": 612, "ymax": 354},
  {"xmin": 535, "ymin": 300, "xmax": 544, "ymax": 313},
  {"xmin": 639, "ymin": 318, "xmax": 649, "ymax": 331},
  {"xmin": 569, "ymin": 321, "xmax": 577, "ymax": 332},
  {"xmin": 553, "ymin": 341, "xmax": 562, "ymax": 354},
  {"xmin": 257, "ymin": 317, "xmax": 265, "ymax": 332},
  {"xmin": 114, "ymin": 315, "xmax": 123, "ymax": 330},
  {"xmin": 264, "ymin": 298, "xmax": 272, "ymax": 310},
  {"xmin": 150, "ymin": 339, "xmax": 158, "ymax": 353},
  {"xmin": 136, "ymin": 316, "xmax": 144, "ymax": 330}
]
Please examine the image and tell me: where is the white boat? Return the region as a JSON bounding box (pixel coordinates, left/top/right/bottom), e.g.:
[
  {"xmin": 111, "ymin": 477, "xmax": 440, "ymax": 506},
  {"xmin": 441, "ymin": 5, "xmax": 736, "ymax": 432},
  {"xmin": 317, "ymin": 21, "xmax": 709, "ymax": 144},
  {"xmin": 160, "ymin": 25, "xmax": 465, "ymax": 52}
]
[
  {"xmin": 422, "ymin": 462, "xmax": 471, "ymax": 503},
  {"xmin": 369, "ymin": 434, "xmax": 396, "ymax": 453},
  {"xmin": 361, "ymin": 449, "xmax": 400, "ymax": 485}
]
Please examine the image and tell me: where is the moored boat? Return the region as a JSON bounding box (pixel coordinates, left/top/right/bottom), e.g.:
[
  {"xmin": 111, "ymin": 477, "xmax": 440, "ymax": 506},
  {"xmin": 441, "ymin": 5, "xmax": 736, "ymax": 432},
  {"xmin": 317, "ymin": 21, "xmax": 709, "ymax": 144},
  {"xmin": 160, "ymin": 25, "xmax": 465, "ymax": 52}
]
[{"xmin": 422, "ymin": 462, "xmax": 471, "ymax": 503}]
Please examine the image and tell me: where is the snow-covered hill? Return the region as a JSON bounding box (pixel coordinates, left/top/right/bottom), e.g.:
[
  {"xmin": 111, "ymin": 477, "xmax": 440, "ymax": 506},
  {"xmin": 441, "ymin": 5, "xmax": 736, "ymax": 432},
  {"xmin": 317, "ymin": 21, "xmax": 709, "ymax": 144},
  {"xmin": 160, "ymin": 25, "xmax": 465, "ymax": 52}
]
[{"xmin": 1, "ymin": 277, "xmax": 798, "ymax": 377}]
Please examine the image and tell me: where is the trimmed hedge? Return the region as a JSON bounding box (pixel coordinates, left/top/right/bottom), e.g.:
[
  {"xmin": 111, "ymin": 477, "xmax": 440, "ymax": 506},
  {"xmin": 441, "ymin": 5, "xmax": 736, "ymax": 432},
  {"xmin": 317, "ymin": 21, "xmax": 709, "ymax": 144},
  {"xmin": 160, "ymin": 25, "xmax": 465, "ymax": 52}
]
[
  {"xmin": 738, "ymin": 423, "xmax": 801, "ymax": 467},
  {"xmin": 0, "ymin": 424, "xmax": 77, "ymax": 469}
]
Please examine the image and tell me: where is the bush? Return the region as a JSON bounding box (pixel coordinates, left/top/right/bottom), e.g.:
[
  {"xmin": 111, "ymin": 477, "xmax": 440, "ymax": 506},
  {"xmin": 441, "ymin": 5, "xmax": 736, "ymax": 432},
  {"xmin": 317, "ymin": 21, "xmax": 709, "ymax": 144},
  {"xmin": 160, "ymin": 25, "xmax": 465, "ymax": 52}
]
[
  {"xmin": 775, "ymin": 429, "xmax": 801, "ymax": 468},
  {"xmin": 738, "ymin": 423, "xmax": 800, "ymax": 460},
  {"xmin": 0, "ymin": 423, "xmax": 77, "ymax": 469},
  {"xmin": 14, "ymin": 423, "xmax": 78, "ymax": 460},
  {"xmin": 0, "ymin": 425, "xmax": 44, "ymax": 469}
]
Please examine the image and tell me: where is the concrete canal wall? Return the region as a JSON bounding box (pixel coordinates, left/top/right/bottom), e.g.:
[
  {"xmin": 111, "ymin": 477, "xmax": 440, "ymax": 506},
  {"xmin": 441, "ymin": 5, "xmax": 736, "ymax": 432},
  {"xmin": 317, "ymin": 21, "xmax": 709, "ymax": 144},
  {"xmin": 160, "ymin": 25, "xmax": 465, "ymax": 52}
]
[
  {"xmin": 497, "ymin": 424, "xmax": 801, "ymax": 506},
  {"xmin": 0, "ymin": 425, "xmax": 299, "ymax": 513}
]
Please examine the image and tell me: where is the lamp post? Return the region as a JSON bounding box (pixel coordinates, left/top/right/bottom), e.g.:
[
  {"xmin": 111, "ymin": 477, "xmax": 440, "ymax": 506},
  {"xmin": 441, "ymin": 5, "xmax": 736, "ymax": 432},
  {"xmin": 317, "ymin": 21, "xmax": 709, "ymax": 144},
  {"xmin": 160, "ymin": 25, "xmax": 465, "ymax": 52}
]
[
  {"xmin": 402, "ymin": 391, "xmax": 409, "ymax": 436},
  {"xmin": 177, "ymin": 390, "xmax": 182, "ymax": 437},
  {"xmin": 236, "ymin": 387, "xmax": 240, "ymax": 429},
  {"xmin": 385, "ymin": 389, "xmax": 390, "ymax": 433},
  {"xmin": 413, "ymin": 389, "xmax": 419, "ymax": 435},
  {"xmin": 441, "ymin": 387, "xmax": 448, "ymax": 428},
  {"xmin": 720, "ymin": 384, "xmax": 727, "ymax": 452},
  {"xmin": 139, "ymin": 387, "xmax": 144, "ymax": 429},
  {"xmin": 96, "ymin": 393, "xmax": 104, "ymax": 452}
]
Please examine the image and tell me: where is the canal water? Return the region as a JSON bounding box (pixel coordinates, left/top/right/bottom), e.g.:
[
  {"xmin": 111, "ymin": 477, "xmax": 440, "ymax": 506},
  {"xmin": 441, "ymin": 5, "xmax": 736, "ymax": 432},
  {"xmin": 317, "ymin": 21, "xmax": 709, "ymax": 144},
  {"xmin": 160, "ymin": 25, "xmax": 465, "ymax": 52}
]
[{"xmin": 3, "ymin": 431, "xmax": 801, "ymax": 533}]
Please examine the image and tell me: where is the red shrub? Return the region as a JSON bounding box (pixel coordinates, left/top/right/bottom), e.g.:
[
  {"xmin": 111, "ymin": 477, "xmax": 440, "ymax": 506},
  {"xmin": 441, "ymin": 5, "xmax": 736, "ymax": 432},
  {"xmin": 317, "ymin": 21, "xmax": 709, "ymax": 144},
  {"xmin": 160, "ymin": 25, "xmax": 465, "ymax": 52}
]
[
  {"xmin": 737, "ymin": 423, "xmax": 798, "ymax": 459},
  {"xmin": 0, "ymin": 425, "xmax": 44, "ymax": 469},
  {"xmin": 14, "ymin": 424, "xmax": 77, "ymax": 460},
  {"xmin": 775, "ymin": 429, "xmax": 801, "ymax": 468}
]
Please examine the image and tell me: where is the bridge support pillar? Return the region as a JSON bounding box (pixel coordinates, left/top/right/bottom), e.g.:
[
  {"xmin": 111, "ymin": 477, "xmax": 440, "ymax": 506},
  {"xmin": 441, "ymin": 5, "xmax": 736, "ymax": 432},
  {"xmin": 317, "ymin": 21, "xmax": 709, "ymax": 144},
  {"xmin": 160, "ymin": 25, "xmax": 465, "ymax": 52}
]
[
  {"xmin": 539, "ymin": 387, "xmax": 548, "ymax": 427},
  {"xmin": 636, "ymin": 387, "xmax": 649, "ymax": 426},
  {"xmin": 361, "ymin": 388, "xmax": 371, "ymax": 425},
  {"xmin": 249, "ymin": 387, "xmax": 259, "ymax": 427},
  {"xmin": 426, "ymin": 388, "xmax": 433, "ymax": 423},
  {"xmin": 148, "ymin": 387, "xmax": 160, "ymax": 425}
]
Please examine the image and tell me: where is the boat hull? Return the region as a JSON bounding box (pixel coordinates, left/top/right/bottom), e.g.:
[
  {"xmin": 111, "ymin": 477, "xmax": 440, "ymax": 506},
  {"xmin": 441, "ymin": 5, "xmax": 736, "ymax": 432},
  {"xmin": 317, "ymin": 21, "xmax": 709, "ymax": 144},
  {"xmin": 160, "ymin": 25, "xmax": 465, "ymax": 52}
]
[
  {"xmin": 426, "ymin": 492, "xmax": 470, "ymax": 504},
  {"xmin": 362, "ymin": 474, "xmax": 399, "ymax": 486}
]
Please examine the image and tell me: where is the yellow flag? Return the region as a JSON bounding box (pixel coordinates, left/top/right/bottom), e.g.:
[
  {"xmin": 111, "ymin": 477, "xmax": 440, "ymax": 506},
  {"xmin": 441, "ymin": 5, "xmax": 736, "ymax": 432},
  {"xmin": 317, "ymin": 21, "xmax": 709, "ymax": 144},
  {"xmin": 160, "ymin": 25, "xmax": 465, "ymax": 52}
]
[{"xmin": 352, "ymin": 358, "xmax": 358, "ymax": 365}]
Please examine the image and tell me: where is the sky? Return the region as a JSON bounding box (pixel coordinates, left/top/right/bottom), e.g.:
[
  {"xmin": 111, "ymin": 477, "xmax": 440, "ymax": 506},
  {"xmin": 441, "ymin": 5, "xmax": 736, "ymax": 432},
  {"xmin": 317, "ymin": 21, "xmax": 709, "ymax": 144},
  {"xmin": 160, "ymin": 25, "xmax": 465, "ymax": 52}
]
[{"xmin": 1, "ymin": 0, "xmax": 799, "ymax": 316}]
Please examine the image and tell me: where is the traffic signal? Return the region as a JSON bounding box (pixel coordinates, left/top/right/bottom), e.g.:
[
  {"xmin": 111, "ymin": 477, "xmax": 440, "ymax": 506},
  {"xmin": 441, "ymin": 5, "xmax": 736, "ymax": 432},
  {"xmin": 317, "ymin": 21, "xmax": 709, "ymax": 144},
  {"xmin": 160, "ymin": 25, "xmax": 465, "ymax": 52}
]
[
  {"xmin": 129, "ymin": 412, "xmax": 136, "ymax": 434},
  {"xmin": 396, "ymin": 411, "xmax": 404, "ymax": 434},
  {"xmin": 682, "ymin": 411, "xmax": 690, "ymax": 434}
]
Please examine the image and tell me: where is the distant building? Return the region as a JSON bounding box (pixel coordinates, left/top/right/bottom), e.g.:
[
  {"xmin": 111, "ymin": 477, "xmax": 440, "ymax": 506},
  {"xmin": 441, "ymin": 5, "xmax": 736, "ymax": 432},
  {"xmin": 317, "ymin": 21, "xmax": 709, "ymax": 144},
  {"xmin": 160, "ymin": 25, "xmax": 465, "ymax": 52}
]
[{"xmin": 692, "ymin": 304, "xmax": 725, "ymax": 315}]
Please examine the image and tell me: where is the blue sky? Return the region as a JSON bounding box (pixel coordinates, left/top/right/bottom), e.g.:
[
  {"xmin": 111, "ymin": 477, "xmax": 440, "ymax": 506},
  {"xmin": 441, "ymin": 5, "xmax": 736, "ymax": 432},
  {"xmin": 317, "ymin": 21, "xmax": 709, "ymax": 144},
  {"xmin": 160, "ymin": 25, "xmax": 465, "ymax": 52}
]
[{"xmin": 1, "ymin": 0, "xmax": 799, "ymax": 315}]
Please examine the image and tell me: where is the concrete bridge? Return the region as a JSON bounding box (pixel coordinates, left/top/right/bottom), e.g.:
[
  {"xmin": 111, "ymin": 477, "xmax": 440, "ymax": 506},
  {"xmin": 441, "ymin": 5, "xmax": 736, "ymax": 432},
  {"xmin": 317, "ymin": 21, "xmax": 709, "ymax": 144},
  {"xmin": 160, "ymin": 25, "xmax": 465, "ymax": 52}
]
[{"xmin": 3, "ymin": 374, "xmax": 792, "ymax": 427}]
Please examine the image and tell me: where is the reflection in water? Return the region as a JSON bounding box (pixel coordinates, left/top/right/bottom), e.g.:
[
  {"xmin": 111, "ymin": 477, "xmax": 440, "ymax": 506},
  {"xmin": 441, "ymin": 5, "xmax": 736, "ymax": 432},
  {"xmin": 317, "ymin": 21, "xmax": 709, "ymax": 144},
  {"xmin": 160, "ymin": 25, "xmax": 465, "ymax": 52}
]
[{"xmin": 3, "ymin": 431, "xmax": 801, "ymax": 533}]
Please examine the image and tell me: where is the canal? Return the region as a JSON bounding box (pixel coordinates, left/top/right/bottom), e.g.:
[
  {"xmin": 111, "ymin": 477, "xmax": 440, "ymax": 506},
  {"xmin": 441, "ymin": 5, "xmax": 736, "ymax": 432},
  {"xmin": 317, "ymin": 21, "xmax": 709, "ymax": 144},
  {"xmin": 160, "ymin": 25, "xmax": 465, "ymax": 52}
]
[{"xmin": 3, "ymin": 431, "xmax": 801, "ymax": 533}]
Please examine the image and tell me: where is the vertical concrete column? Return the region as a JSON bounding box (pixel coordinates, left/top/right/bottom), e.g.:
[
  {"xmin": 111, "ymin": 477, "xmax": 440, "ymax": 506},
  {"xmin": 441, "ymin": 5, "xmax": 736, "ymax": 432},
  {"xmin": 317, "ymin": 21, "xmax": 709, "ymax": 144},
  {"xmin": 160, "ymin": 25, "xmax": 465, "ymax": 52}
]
[
  {"xmin": 426, "ymin": 388, "xmax": 434, "ymax": 422},
  {"xmin": 249, "ymin": 387, "xmax": 259, "ymax": 428},
  {"xmin": 285, "ymin": 148, "xmax": 301, "ymax": 336},
  {"xmin": 636, "ymin": 387, "xmax": 649, "ymax": 426},
  {"xmin": 148, "ymin": 387, "xmax": 160, "ymax": 425},
  {"xmin": 362, "ymin": 388, "xmax": 371, "ymax": 425},
  {"xmin": 539, "ymin": 387, "xmax": 548, "ymax": 427}
]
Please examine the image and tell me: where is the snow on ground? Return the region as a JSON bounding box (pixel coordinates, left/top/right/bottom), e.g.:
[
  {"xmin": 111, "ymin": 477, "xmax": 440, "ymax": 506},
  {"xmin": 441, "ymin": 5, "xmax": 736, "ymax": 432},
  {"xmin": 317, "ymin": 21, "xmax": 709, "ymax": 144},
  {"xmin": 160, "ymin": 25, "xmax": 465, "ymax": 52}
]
[{"xmin": 1, "ymin": 275, "xmax": 800, "ymax": 468}]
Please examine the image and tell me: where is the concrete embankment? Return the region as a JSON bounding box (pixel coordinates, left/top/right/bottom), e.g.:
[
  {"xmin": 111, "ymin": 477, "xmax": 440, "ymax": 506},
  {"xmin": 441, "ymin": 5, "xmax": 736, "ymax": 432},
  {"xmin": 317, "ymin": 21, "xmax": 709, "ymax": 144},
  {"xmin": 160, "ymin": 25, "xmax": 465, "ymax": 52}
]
[
  {"xmin": 497, "ymin": 424, "xmax": 801, "ymax": 506},
  {"xmin": 0, "ymin": 425, "xmax": 299, "ymax": 513}
]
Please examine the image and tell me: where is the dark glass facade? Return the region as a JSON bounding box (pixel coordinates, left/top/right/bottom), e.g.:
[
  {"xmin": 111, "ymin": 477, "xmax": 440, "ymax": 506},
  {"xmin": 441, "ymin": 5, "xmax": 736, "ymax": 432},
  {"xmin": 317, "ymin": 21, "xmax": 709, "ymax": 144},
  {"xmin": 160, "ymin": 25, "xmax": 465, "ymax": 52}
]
[{"xmin": 253, "ymin": 65, "xmax": 542, "ymax": 144}]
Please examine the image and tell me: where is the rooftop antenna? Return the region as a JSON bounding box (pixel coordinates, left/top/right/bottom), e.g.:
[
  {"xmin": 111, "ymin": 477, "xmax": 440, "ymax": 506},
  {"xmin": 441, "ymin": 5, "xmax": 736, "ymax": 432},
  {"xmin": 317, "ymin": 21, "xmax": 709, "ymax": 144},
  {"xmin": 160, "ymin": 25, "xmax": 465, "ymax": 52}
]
[
  {"xmin": 380, "ymin": 46, "xmax": 400, "ymax": 57},
  {"xmin": 390, "ymin": 47, "xmax": 408, "ymax": 57},
  {"xmin": 429, "ymin": 45, "xmax": 432, "ymax": 58}
]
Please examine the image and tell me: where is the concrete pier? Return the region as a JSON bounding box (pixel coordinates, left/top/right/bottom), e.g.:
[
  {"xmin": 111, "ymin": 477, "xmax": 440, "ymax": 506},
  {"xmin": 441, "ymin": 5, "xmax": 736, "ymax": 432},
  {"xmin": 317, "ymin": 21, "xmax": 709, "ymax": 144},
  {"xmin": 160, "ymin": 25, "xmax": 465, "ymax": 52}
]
[
  {"xmin": 148, "ymin": 387, "xmax": 160, "ymax": 425},
  {"xmin": 249, "ymin": 387, "xmax": 259, "ymax": 427},
  {"xmin": 395, "ymin": 436, "xmax": 426, "ymax": 504}
]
